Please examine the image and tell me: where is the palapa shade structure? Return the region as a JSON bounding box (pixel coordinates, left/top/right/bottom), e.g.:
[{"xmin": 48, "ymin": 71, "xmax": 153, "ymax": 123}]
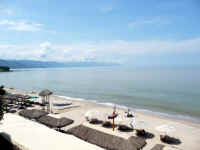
[
  {"xmin": 150, "ymin": 144, "xmax": 165, "ymax": 150},
  {"xmin": 84, "ymin": 110, "xmax": 107, "ymax": 121},
  {"xmin": 19, "ymin": 109, "xmax": 48, "ymax": 120},
  {"xmin": 67, "ymin": 125, "xmax": 146, "ymax": 150},
  {"xmin": 155, "ymin": 124, "xmax": 175, "ymax": 135},
  {"xmin": 131, "ymin": 120, "xmax": 147, "ymax": 130},
  {"xmin": 39, "ymin": 89, "xmax": 53, "ymax": 97},
  {"xmin": 37, "ymin": 115, "xmax": 74, "ymax": 129},
  {"xmin": 39, "ymin": 89, "xmax": 53, "ymax": 113}
]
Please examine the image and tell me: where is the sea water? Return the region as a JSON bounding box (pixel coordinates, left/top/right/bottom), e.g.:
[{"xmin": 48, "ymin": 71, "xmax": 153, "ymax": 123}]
[{"xmin": 0, "ymin": 66, "xmax": 200, "ymax": 123}]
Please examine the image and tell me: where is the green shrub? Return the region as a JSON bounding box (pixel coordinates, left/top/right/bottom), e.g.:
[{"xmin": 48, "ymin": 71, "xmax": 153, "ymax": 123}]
[{"xmin": 0, "ymin": 88, "xmax": 6, "ymax": 121}]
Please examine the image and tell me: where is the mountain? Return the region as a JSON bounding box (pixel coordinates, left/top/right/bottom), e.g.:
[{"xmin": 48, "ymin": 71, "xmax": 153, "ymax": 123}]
[
  {"xmin": 0, "ymin": 59, "xmax": 118, "ymax": 69},
  {"xmin": 0, "ymin": 66, "xmax": 10, "ymax": 72}
]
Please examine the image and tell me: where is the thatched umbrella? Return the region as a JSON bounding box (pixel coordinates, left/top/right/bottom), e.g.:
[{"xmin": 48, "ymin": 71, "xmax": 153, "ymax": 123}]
[
  {"xmin": 19, "ymin": 109, "xmax": 48, "ymax": 120},
  {"xmin": 39, "ymin": 89, "xmax": 53, "ymax": 97},
  {"xmin": 39, "ymin": 89, "xmax": 53, "ymax": 113},
  {"xmin": 67, "ymin": 125, "xmax": 146, "ymax": 150},
  {"xmin": 84, "ymin": 110, "xmax": 106, "ymax": 121},
  {"xmin": 155, "ymin": 124, "xmax": 175, "ymax": 135},
  {"xmin": 37, "ymin": 115, "xmax": 74, "ymax": 130}
]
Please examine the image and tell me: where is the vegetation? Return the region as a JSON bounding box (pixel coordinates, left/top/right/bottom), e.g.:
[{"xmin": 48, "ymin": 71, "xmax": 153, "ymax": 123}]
[
  {"xmin": 0, "ymin": 66, "xmax": 10, "ymax": 72},
  {"xmin": 0, "ymin": 86, "xmax": 6, "ymax": 121},
  {"xmin": 0, "ymin": 59, "xmax": 118, "ymax": 69}
]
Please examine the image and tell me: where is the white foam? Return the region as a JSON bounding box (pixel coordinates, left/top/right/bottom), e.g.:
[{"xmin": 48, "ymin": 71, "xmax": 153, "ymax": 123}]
[
  {"xmin": 55, "ymin": 95, "xmax": 200, "ymax": 124},
  {"xmin": 55, "ymin": 95, "xmax": 97, "ymax": 103}
]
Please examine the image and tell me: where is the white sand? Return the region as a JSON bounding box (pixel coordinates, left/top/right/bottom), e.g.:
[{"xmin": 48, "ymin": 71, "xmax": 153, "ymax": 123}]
[
  {"xmin": 0, "ymin": 114, "xmax": 104, "ymax": 150},
  {"xmin": 3, "ymin": 88, "xmax": 200, "ymax": 150}
]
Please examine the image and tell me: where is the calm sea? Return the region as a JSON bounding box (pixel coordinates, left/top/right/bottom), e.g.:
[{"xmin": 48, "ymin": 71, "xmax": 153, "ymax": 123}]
[{"xmin": 0, "ymin": 66, "xmax": 200, "ymax": 122}]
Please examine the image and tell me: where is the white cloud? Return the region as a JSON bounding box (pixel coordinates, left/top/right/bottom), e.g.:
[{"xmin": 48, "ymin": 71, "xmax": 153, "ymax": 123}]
[
  {"xmin": 0, "ymin": 20, "xmax": 43, "ymax": 31},
  {"xmin": 0, "ymin": 38, "xmax": 200, "ymax": 63},
  {"xmin": 40, "ymin": 42, "xmax": 51, "ymax": 49},
  {"xmin": 128, "ymin": 17, "xmax": 170, "ymax": 28}
]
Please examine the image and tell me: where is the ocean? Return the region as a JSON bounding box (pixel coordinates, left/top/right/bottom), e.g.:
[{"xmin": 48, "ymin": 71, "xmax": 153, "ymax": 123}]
[{"xmin": 0, "ymin": 66, "xmax": 200, "ymax": 123}]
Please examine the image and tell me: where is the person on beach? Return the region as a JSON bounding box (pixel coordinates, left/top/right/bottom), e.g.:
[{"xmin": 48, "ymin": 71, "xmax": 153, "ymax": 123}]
[{"xmin": 125, "ymin": 108, "xmax": 134, "ymax": 118}]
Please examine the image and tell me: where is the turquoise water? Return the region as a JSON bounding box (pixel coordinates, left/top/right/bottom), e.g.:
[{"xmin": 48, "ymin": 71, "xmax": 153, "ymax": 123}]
[{"xmin": 0, "ymin": 66, "xmax": 200, "ymax": 122}]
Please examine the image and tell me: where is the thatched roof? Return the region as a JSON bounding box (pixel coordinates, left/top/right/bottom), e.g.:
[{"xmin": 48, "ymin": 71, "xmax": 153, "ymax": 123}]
[
  {"xmin": 19, "ymin": 109, "xmax": 48, "ymax": 119},
  {"xmin": 3, "ymin": 94, "xmax": 29, "ymax": 101},
  {"xmin": 150, "ymin": 144, "xmax": 165, "ymax": 150},
  {"xmin": 67, "ymin": 125, "xmax": 146, "ymax": 150},
  {"xmin": 127, "ymin": 136, "xmax": 147, "ymax": 150},
  {"xmin": 37, "ymin": 115, "xmax": 74, "ymax": 128},
  {"xmin": 39, "ymin": 90, "xmax": 53, "ymax": 96}
]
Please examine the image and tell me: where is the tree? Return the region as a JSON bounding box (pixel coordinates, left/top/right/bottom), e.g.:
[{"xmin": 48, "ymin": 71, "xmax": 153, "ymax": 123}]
[{"xmin": 0, "ymin": 86, "xmax": 6, "ymax": 121}]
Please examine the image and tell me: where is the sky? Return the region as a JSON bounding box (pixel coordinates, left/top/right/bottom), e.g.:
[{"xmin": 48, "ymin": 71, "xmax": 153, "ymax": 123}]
[{"xmin": 0, "ymin": 0, "xmax": 200, "ymax": 66}]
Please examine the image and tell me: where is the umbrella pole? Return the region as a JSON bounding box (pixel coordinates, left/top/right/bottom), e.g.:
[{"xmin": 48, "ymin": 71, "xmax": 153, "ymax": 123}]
[{"xmin": 112, "ymin": 118, "xmax": 115, "ymax": 131}]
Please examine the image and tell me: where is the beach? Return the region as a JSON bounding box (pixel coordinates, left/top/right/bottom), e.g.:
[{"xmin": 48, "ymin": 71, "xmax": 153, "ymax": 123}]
[{"xmin": 2, "ymin": 88, "xmax": 200, "ymax": 150}]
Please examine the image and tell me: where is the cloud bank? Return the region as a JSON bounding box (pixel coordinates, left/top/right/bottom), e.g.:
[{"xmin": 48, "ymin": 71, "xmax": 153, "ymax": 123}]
[
  {"xmin": 0, "ymin": 38, "xmax": 200, "ymax": 63},
  {"xmin": 0, "ymin": 20, "xmax": 43, "ymax": 31},
  {"xmin": 128, "ymin": 17, "xmax": 170, "ymax": 28}
]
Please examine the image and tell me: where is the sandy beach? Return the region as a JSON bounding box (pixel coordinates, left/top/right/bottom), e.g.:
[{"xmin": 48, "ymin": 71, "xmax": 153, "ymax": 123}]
[{"xmin": 2, "ymin": 88, "xmax": 200, "ymax": 150}]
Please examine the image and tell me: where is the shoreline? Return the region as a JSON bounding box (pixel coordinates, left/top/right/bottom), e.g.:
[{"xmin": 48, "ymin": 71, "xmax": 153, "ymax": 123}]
[
  {"xmin": 5, "ymin": 87, "xmax": 200, "ymax": 127},
  {"xmin": 56, "ymin": 95, "xmax": 200, "ymax": 129},
  {"xmin": 4, "ymin": 87, "xmax": 200, "ymax": 150},
  {"xmin": 56, "ymin": 94, "xmax": 200, "ymax": 126}
]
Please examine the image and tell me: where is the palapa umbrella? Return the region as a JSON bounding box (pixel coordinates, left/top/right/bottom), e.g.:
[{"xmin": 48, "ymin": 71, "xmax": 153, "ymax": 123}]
[
  {"xmin": 155, "ymin": 124, "xmax": 175, "ymax": 135},
  {"xmin": 130, "ymin": 120, "xmax": 147, "ymax": 130},
  {"xmin": 84, "ymin": 110, "xmax": 107, "ymax": 121},
  {"xmin": 39, "ymin": 89, "xmax": 53, "ymax": 113}
]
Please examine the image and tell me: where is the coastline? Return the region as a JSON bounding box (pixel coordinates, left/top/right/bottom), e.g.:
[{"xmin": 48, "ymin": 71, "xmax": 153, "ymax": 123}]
[
  {"xmin": 4, "ymin": 88, "xmax": 200, "ymax": 150},
  {"xmin": 5, "ymin": 87, "xmax": 200, "ymax": 127},
  {"xmin": 56, "ymin": 95, "xmax": 200, "ymax": 128}
]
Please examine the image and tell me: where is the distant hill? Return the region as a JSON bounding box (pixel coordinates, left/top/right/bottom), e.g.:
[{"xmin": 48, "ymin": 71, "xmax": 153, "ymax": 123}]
[
  {"xmin": 0, "ymin": 66, "xmax": 10, "ymax": 72},
  {"xmin": 0, "ymin": 59, "xmax": 118, "ymax": 69}
]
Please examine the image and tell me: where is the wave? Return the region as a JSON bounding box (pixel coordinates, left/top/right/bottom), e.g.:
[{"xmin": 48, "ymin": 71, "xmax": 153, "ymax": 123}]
[{"xmin": 56, "ymin": 95, "xmax": 200, "ymax": 124}]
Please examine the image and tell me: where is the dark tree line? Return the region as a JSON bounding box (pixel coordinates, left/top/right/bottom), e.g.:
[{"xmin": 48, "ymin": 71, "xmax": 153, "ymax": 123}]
[{"xmin": 0, "ymin": 85, "xmax": 6, "ymax": 121}]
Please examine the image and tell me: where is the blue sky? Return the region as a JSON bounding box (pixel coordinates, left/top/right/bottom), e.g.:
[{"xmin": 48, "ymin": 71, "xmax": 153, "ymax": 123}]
[{"xmin": 0, "ymin": 0, "xmax": 200, "ymax": 66}]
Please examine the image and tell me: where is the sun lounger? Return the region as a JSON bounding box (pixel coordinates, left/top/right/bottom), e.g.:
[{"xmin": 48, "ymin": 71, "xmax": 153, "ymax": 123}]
[
  {"xmin": 150, "ymin": 144, "xmax": 165, "ymax": 150},
  {"xmin": 67, "ymin": 125, "xmax": 146, "ymax": 150}
]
